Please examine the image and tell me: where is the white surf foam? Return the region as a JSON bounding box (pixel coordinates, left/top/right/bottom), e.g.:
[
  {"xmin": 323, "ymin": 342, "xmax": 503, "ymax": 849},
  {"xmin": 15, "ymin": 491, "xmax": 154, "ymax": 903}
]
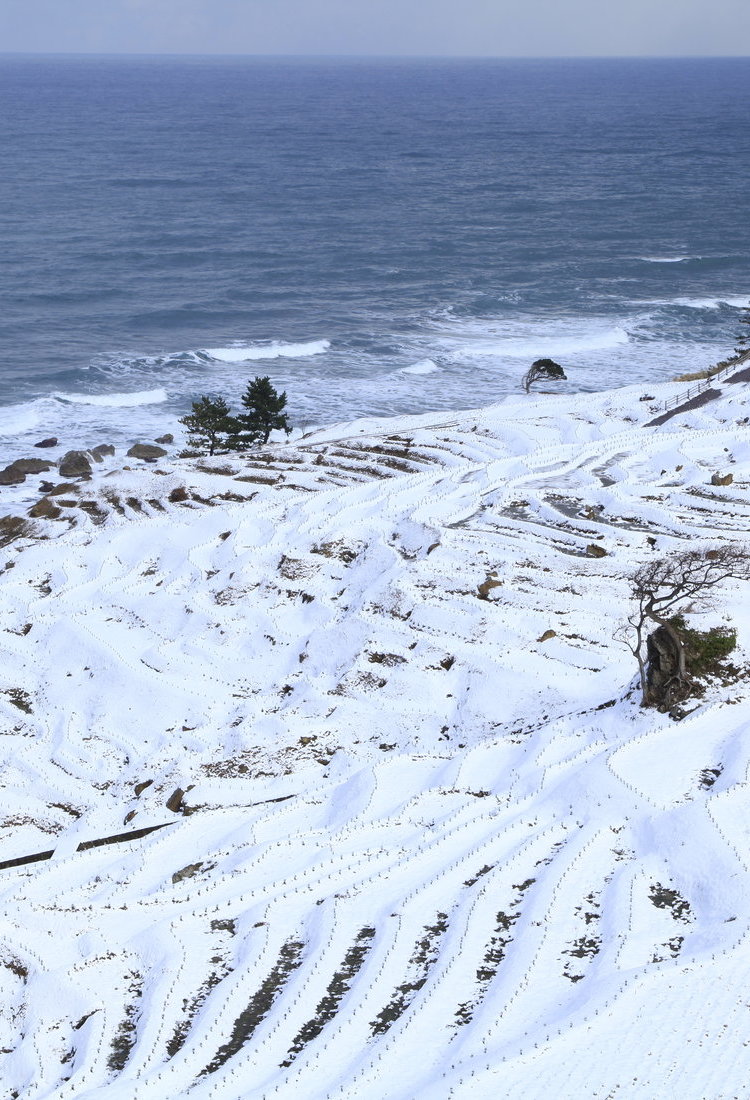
[
  {"xmin": 672, "ymin": 296, "xmax": 749, "ymax": 310},
  {"xmin": 204, "ymin": 340, "xmax": 330, "ymax": 363},
  {"xmin": 639, "ymin": 255, "xmax": 692, "ymax": 263},
  {"xmin": 52, "ymin": 388, "xmax": 169, "ymax": 407},
  {"xmin": 400, "ymin": 359, "xmax": 440, "ymax": 376},
  {"xmin": 432, "ymin": 319, "xmax": 630, "ymax": 362}
]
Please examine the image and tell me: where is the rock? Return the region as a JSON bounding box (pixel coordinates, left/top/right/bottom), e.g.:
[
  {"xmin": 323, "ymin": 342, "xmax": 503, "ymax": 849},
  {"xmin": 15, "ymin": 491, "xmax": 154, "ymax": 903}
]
[
  {"xmin": 58, "ymin": 450, "xmax": 93, "ymax": 479},
  {"xmin": 166, "ymin": 787, "xmax": 184, "ymax": 813},
  {"xmin": 13, "ymin": 458, "xmax": 54, "ymax": 474},
  {"xmin": 134, "ymin": 779, "xmax": 153, "ymax": 797},
  {"xmin": 90, "ymin": 444, "xmax": 115, "ymax": 461},
  {"xmin": 710, "ymin": 472, "xmax": 733, "ymax": 486},
  {"xmin": 127, "ymin": 444, "xmax": 168, "ymax": 461},
  {"xmin": 477, "ymin": 571, "xmax": 502, "ymax": 599},
  {"xmin": 155, "ymin": 433, "xmax": 174, "ymax": 445},
  {"xmin": 0, "ymin": 516, "xmax": 33, "ymax": 546},
  {"xmin": 538, "ymin": 629, "xmax": 557, "ymax": 642},
  {"xmin": 28, "ymin": 497, "xmax": 63, "ymax": 520},
  {"xmin": 34, "ymin": 437, "xmax": 58, "ymax": 448},
  {"xmin": 0, "ymin": 465, "xmax": 26, "ymax": 486},
  {"xmin": 124, "ymin": 809, "xmax": 136, "ymax": 825},
  {"xmin": 172, "ymin": 861, "xmax": 204, "ymax": 885},
  {"xmin": 46, "ymin": 482, "xmax": 79, "ymax": 497},
  {"xmin": 586, "ymin": 543, "xmax": 608, "ymax": 558},
  {"xmin": 168, "ymin": 486, "xmax": 189, "ymax": 503},
  {"xmin": 0, "ymin": 458, "xmax": 54, "ymax": 485}
]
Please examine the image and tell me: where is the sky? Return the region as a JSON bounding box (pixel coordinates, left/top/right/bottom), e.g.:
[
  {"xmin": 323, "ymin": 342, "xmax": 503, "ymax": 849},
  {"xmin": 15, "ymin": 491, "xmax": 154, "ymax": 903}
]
[{"xmin": 1, "ymin": 0, "xmax": 749, "ymax": 57}]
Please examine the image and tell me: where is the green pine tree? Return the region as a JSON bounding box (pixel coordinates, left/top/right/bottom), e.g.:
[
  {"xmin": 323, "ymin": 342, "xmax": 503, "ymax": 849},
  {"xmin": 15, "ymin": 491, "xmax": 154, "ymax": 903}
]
[
  {"xmin": 234, "ymin": 376, "xmax": 291, "ymax": 445},
  {"xmin": 179, "ymin": 395, "xmax": 235, "ymax": 455}
]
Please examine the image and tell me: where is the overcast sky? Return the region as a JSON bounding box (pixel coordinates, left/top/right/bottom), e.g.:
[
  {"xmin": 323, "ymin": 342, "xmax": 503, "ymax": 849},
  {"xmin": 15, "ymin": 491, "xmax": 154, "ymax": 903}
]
[{"xmin": 1, "ymin": 0, "xmax": 749, "ymax": 58}]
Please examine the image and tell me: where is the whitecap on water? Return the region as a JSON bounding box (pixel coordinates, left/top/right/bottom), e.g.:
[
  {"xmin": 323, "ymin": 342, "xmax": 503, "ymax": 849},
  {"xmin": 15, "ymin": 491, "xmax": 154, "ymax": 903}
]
[
  {"xmin": 51, "ymin": 388, "xmax": 169, "ymax": 407},
  {"xmin": 204, "ymin": 340, "xmax": 330, "ymax": 363},
  {"xmin": 400, "ymin": 359, "xmax": 440, "ymax": 376}
]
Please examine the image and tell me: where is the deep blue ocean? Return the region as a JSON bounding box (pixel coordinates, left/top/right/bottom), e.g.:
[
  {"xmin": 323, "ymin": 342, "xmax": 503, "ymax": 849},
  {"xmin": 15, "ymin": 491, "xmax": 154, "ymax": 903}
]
[{"xmin": 1, "ymin": 55, "xmax": 749, "ymax": 454}]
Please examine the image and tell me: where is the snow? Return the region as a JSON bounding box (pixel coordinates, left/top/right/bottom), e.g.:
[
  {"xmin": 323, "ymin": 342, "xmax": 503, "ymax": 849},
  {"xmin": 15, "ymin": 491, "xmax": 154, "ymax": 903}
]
[{"xmin": 2, "ymin": 374, "xmax": 750, "ymax": 1097}]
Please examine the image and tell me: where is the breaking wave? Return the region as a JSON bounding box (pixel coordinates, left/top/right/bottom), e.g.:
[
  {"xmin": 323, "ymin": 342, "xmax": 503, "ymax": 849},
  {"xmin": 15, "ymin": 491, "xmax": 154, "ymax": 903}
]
[{"xmin": 204, "ymin": 340, "xmax": 331, "ymax": 363}]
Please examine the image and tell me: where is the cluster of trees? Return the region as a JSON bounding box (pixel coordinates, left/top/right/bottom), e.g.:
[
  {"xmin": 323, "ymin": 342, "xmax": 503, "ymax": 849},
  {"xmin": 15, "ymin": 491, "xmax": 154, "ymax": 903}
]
[{"xmin": 179, "ymin": 376, "xmax": 290, "ymax": 455}]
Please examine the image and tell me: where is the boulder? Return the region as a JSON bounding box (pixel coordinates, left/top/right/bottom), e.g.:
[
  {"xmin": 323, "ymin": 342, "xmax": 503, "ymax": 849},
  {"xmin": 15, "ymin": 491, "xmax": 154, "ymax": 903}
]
[
  {"xmin": 34, "ymin": 437, "xmax": 58, "ymax": 448},
  {"xmin": 12, "ymin": 458, "xmax": 53, "ymax": 474},
  {"xmin": 0, "ymin": 465, "xmax": 26, "ymax": 486},
  {"xmin": 127, "ymin": 444, "xmax": 168, "ymax": 462},
  {"xmin": 586, "ymin": 543, "xmax": 608, "ymax": 558},
  {"xmin": 166, "ymin": 787, "xmax": 184, "ymax": 813},
  {"xmin": 58, "ymin": 450, "xmax": 93, "ymax": 479},
  {"xmin": 155, "ymin": 433, "xmax": 174, "ymax": 445},
  {"xmin": 90, "ymin": 444, "xmax": 115, "ymax": 461},
  {"xmin": 0, "ymin": 458, "xmax": 53, "ymax": 485},
  {"xmin": 710, "ymin": 472, "xmax": 733, "ymax": 486}
]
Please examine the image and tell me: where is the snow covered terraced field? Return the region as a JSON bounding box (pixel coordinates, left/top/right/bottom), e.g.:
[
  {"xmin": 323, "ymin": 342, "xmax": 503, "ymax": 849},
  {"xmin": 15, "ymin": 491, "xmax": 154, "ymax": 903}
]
[{"xmin": 3, "ymin": 372, "xmax": 750, "ymax": 1098}]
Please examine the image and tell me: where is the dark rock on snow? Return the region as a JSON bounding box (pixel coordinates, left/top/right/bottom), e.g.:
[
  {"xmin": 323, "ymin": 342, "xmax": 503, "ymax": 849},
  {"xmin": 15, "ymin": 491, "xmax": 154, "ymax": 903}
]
[
  {"xmin": 58, "ymin": 450, "xmax": 93, "ymax": 479},
  {"xmin": 127, "ymin": 444, "xmax": 168, "ymax": 461},
  {"xmin": 90, "ymin": 444, "xmax": 115, "ymax": 461}
]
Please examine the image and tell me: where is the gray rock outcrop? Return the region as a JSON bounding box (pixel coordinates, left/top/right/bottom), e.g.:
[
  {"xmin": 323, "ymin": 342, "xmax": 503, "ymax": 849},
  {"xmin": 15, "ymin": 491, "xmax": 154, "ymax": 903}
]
[
  {"xmin": 58, "ymin": 450, "xmax": 93, "ymax": 479},
  {"xmin": 127, "ymin": 444, "xmax": 168, "ymax": 462}
]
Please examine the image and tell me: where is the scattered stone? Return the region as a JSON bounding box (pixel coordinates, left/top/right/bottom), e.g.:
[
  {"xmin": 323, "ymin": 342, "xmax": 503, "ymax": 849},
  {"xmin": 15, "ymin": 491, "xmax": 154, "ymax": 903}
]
[
  {"xmin": 28, "ymin": 497, "xmax": 63, "ymax": 520},
  {"xmin": 134, "ymin": 779, "xmax": 153, "ymax": 797},
  {"xmin": 538, "ymin": 629, "xmax": 557, "ymax": 642},
  {"xmin": 126, "ymin": 444, "xmax": 168, "ymax": 461},
  {"xmin": 58, "ymin": 450, "xmax": 93, "ymax": 479},
  {"xmin": 168, "ymin": 486, "xmax": 189, "ymax": 503},
  {"xmin": 586, "ymin": 544, "xmax": 608, "ymax": 558},
  {"xmin": 155, "ymin": 433, "xmax": 174, "ymax": 445},
  {"xmin": 34, "ymin": 437, "xmax": 58, "ymax": 448},
  {"xmin": 124, "ymin": 809, "xmax": 136, "ymax": 825},
  {"xmin": 710, "ymin": 472, "xmax": 733, "ymax": 486}
]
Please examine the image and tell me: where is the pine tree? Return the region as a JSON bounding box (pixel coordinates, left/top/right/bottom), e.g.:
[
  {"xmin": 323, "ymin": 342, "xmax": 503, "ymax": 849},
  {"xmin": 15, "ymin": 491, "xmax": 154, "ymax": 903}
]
[
  {"xmin": 234, "ymin": 376, "xmax": 291, "ymax": 445},
  {"xmin": 179, "ymin": 395, "xmax": 235, "ymax": 455}
]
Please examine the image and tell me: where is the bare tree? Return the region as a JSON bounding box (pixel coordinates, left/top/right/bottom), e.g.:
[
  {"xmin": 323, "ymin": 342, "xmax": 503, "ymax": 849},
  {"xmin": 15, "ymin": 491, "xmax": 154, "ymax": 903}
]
[
  {"xmin": 623, "ymin": 545, "xmax": 750, "ymax": 709},
  {"xmin": 522, "ymin": 358, "xmax": 567, "ymax": 393}
]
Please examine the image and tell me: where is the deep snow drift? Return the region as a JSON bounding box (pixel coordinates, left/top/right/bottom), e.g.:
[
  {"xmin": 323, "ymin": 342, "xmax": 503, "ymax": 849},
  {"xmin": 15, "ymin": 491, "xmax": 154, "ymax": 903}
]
[{"xmin": 2, "ymin": 371, "xmax": 750, "ymax": 1098}]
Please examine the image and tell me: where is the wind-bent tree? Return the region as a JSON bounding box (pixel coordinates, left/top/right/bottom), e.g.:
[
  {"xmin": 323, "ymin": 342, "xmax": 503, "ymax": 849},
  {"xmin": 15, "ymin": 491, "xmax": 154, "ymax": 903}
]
[
  {"xmin": 623, "ymin": 545, "xmax": 750, "ymax": 709},
  {"xmin": 522, "ymin": 358, "xmax": 567, "ymax": 393},
  {"xmin": 179, "ymin": 395, "xmax": 235, "ymax": 455},
  {"xmin": 232, "ymin": 376, "xmax": 291, "ymax": 447}
]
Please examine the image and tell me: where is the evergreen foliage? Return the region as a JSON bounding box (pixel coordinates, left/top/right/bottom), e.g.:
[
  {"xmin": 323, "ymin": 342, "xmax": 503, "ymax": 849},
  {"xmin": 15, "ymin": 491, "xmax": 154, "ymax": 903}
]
[
  {"xmin": 179, "ymin": 378, "xmax": 291, "ymax": 455},
  {"xmin": 179, "ymin": 395, "xmax": 235, "ymax": 456},
  {"xmin": 234, "ymin": 376, "xmax": 291, "ymax": 445},
  {"xmin": 522, "ymin": 359, "xmax": 567, "ymax": 393}
]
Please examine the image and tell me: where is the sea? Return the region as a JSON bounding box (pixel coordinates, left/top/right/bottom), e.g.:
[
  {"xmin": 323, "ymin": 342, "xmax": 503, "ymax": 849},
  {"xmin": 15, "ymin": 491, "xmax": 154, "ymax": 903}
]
[{"xmin": 1, "ymin": 55, "xmax": 749, "ymax": 458}]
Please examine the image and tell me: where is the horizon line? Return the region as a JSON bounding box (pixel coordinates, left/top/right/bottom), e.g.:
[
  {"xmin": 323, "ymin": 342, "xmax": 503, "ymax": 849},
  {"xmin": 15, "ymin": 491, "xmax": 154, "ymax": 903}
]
[{"xmin": 1, "ymin": 50, "xmax": 749, "ymax": 61}]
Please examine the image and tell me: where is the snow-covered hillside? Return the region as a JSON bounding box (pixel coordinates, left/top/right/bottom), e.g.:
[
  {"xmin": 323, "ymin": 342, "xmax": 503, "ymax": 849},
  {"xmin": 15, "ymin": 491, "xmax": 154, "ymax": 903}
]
[{"xmin": 3, "ymin": 371, "xmax": 750, "ymax": 1099}]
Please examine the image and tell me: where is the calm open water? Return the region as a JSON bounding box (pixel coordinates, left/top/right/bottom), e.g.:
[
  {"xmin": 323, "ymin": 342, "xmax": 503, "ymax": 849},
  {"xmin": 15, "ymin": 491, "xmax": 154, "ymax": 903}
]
[{"xmin": 0, "ymin": 55, "xmax": 748, "ymax": 453}]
